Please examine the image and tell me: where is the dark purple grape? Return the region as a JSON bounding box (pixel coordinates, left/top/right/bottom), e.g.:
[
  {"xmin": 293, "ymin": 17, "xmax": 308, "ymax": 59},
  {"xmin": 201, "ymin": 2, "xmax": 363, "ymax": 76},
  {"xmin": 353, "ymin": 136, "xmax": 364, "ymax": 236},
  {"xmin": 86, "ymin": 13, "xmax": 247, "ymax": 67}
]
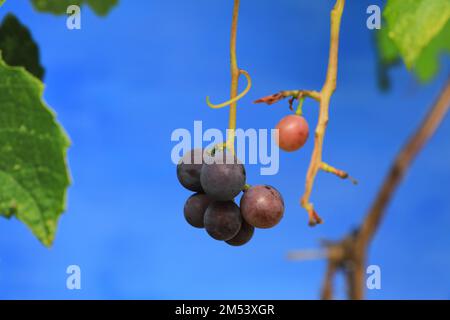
[
  {"xmin": 183, "ymin": 193, "xmax": 212, "ymax": 228},
  {"xmin": 200, "ymin": 150, "xmax": 246, "ymax": 201},
  {"xmin": 226, "ymin": 220, "xmax": 254, "ymax": 246},
  {"xmin": 240, "ymin": 185, "xmax": 284, "ymax": 229},
  {"xmin": 204, "ymin": 201, "xmax": 242, "ymax": 241},
  {"xmin": 177, "ymin": 149, "xmax": 204, "ymax": 192}
]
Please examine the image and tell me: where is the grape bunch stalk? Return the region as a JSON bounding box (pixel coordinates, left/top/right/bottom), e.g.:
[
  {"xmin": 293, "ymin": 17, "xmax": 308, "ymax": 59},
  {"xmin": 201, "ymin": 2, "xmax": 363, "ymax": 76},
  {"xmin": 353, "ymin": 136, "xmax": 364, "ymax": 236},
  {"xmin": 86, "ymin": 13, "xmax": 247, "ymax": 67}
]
[{"xmin": 177, "ymin": 149, "xmax": 285, "ymax": 246}]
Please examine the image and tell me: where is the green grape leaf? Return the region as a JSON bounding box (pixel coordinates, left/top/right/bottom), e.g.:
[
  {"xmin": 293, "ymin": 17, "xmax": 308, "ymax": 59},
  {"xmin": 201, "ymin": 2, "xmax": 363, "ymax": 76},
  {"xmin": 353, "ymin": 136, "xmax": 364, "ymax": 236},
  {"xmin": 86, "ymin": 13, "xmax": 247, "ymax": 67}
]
[
  {"xmin": 0, "ymin": 57, "xmax": 70, "ymax": 247},
  {"xmin": 375, "ymin": 24, "xmax": 402, "ymax": 91},
  {"xmin": 376, "ymin": 0, "xmax": 450, "ymax": 86},
  {"xmin": 30, "ymin": 0, "xmax": 118, "ymax": 16},
  {"xmin": 0, "ymin": 14, "xmax": 45, "ymax": 80},
  {"xmin": 383, "ymin": 0, "xmax": 450, "ymax": 68},
  {"xmin": 0, "ymin": 1, "xmax": 5, "ymax": 7},
  {"xmin": 413, "ymin": 21, "xmax": 450, "ymax": 83},
  {"xmin": 376, "ymin": 25, "xmax": 399, "ymax": 65}
]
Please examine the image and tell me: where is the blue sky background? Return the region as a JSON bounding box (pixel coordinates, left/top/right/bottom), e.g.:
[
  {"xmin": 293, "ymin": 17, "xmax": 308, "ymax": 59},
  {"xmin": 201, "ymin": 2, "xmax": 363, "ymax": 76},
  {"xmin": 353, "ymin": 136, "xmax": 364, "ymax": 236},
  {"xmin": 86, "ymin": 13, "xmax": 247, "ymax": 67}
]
[{"xmin": 0, "ymin": 0, "xmax": 449, "ymax": 299}]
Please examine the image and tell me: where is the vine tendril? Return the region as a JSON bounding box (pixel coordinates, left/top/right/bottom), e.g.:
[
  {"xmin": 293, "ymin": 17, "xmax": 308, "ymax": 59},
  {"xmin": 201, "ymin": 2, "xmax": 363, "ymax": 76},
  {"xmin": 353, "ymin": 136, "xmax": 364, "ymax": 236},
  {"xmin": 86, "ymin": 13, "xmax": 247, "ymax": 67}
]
[{"xmin": 206, "ymin": 70, "xmax": 252, "ymax": 109}]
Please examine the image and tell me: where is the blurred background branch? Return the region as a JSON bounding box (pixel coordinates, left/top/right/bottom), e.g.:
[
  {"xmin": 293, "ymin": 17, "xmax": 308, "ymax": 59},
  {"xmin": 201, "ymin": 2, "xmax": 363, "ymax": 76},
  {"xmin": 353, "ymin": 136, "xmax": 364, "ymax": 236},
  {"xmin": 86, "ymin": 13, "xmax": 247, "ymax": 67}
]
[{"xmin": 290, "ymin": 77, "xmax": 450, "ymax": 299}]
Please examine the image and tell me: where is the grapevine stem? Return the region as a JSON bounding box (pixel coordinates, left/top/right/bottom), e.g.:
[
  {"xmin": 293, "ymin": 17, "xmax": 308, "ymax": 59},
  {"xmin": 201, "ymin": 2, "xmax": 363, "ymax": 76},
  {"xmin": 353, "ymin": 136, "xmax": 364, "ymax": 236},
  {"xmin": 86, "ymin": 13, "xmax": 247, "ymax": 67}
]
[
  {"xmin": 227, "ymin": 0, "xmax": 241, "ymax": 152},
  {"xmin": 206, "ymin": 0, "xmax": 248, "ymax": 153},
  {"xmin": 301, "ymin": 0, "xmax": 346, "ymax": 225},
  {"xmin": 295, "ymin": 97, "xmax": 305, "ymax": 116}
]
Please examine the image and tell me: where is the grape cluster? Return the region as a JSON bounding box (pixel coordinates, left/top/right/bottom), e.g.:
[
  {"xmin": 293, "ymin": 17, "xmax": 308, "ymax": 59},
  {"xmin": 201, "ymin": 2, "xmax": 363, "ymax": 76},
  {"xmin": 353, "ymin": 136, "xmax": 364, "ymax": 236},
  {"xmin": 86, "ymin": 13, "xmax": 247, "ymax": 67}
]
[{"xmin": 177, "ymin": 148, "xmax": 285, "ymax": 246}]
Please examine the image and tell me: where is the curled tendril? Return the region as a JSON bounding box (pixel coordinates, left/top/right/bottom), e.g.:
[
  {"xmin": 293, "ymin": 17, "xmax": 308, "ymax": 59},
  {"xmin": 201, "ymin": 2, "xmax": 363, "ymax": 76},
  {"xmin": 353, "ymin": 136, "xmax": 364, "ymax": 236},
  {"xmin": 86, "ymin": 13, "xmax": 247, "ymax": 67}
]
[{"xmin": 206, "ymin": 70, "xmax": 252, "ymax": 109}]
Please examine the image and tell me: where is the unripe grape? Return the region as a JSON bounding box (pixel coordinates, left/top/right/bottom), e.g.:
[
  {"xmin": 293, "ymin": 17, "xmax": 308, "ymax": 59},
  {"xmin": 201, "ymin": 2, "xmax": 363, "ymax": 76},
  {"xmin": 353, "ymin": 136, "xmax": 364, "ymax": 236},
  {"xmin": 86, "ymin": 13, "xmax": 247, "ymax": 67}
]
[
  {"xmin": 240, "ymin": 185, "xmax": 284, "ymax": 229},
  {"xmin": 275, "ymin": 115, "xmax": 309, "ymax": 152}
]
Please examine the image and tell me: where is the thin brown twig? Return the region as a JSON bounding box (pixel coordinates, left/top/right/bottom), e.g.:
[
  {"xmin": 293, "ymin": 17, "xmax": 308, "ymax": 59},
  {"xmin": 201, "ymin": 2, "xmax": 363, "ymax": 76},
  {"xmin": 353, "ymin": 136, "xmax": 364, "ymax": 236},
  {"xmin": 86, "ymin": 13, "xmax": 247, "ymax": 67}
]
[
  {"xmin": 287, "ymin": 249, "xmax": 327, "ymax": 261},
  {"xmin": 254, "ymin": 90, "xmax": 321, "ymax": 105},
  {"xmin": 321, "ymin": 260, "xmax": 338, "ymax": 300}
]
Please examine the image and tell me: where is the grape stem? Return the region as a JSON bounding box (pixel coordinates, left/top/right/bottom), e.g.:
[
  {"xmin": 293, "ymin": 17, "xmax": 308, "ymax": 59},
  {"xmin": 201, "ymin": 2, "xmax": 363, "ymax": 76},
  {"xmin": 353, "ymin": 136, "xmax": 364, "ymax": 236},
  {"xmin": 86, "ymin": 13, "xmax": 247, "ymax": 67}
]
[
  {"xmin": 254, "ymin": 90, "xmax": 321, "ymax": 105},
  {"xmin": 320, "ymin": 162, "xmax": 358, "ymax": 185},
  {"xmin": 295, "ymin": 97, "xmax": 305, "ymax": 116},
  {"xmin": 301, "ymin": 0, "xmax": 347, "ymax": 226},
  {"xmin": 254, "ymin": 0, "xmax": 349, "ymax": 226},
  {"xmin": 226, "ymin": 0, "xmax": 244, "ymax": 152},
  {"xmin": 206, "ymin": 0, "xmax": 252, "ymax": 153}
]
